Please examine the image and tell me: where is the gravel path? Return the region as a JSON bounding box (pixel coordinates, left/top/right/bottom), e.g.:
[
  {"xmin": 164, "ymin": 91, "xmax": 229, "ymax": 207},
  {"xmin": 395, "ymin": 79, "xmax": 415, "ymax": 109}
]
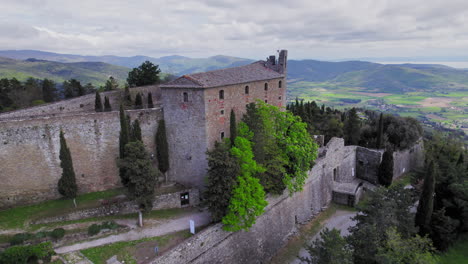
[
  {"xmin": 55, "ymin": 211, "xmax": 211, "ymax": 254},
  {"xmin": 292, "ymin": 210, "xmax": 357, "ymax": 264}
]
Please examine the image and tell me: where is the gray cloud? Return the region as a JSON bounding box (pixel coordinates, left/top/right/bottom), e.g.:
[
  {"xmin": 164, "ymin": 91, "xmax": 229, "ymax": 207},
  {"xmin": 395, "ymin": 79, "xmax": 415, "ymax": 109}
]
[{"xmin": 1, "ymin": 0, "xmax": 468, "ymax": 59}]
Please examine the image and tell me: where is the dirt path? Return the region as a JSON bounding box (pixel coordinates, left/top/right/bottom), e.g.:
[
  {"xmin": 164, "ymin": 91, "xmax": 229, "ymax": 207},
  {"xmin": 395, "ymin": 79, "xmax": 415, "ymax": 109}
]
[
  {"xmin": 291, "ymin": 210, "xmax": 357, "ymax": 264},
  {"xmin": 55, "ymin": 211, "xmax": 211, "ymax": 254}
]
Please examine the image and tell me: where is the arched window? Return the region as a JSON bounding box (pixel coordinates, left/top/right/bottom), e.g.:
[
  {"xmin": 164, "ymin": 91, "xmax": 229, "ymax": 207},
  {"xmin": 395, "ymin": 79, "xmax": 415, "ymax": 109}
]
[
  {"xmin": 183, "ymin": 92, "xmax": 188, "ymax": 102},
  {"xmin": 264, "ymin": 83, "xmax": 268, "ymax": 91},
  {"xmin": 279, "ymin": 80, "xmax": 282, "ymax": 88},
  {"xmin": 245, "ymin": 85, "xmax": 249, "ymax": 94},
  {"xmin": 219, "ymin": 90, "xmax": 224, "ymax": 100}
]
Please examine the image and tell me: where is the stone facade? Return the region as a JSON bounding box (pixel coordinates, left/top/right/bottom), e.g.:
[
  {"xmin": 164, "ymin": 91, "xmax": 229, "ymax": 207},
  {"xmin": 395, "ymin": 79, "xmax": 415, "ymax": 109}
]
[
  {"xmin": 0, "ymin": 108, "xmax": 163, "ymax": 208},
  {"xmin": 31, "ymin": 188, "xmax": 199, "ymax": 225}
]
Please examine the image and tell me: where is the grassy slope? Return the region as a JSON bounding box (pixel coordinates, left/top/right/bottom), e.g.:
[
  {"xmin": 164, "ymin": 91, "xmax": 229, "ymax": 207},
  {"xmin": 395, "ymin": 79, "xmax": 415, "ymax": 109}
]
[{"xmin": 0, "ymin": 57, "xmax": 130, "ymax": 86}]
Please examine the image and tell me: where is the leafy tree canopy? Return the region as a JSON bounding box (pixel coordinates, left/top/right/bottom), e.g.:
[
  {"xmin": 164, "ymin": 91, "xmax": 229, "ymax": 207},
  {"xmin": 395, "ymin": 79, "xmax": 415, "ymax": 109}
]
[{"xmin": 127, "ymin": 61, "xmax": 161, "ymax": 87}]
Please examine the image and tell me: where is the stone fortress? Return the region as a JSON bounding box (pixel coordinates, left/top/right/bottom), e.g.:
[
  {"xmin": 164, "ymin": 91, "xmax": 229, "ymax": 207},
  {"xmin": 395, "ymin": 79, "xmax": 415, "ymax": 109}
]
[{"xmin": 0, "ymin": 49, "xmax": 423, "ymax": 211}]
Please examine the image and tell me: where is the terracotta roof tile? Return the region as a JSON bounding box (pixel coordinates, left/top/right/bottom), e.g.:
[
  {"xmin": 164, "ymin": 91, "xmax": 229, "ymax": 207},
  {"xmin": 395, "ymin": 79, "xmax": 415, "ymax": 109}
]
[{"xmin": 161, "ymin": 61, "xmax": 283, "ymax": 88}]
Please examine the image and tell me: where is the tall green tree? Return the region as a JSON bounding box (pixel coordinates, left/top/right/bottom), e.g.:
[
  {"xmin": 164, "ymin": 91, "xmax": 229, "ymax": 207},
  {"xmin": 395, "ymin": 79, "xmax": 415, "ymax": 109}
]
[
  {"xmin": 119, "ymin": 105, "xmax": 131, "ymax": 186},
  {"xmin": 104, "ymin": 96, "xmax": 111, "ymax": 112},
  {"xmin": 299, "ymin": 228, "xmax": 352, "ymax": 264},
  {"xmin": 344, "ymin": 107, "xmax": 360, "ymax": 145},
  {"xmin": 415, "ymin": 160, "xmax": 437, "ymax": 236},
  {"xmin": 376, "ymin": 227, "xmax": 437, "ymax": 264},
  {"xmin": 230, "ymin": 109, "xmax": 237, "ymax": 146},
  {"xmin": 119, "ymin": 141, "xmax": 159, "ymax": 226},
  {"xmin": 204, "ymin": 140, "xmax": 240, "ymax": 222},
  {"xmin": 63, "ymin": 79, "xmax": 85, "ymax": 98},
  {"xmin": 122, "ymin": 84, "xmax": 132, "ymax": 108},
  {"xmin": 57, "ymin": 130, "xmax": 78, "ymax": 207},
  {"xmin": 41, "ymin": 79, "xmax": 57, "ymax": 103},
  {"xmin": 155, "ymin": 119, "xmax": 169, "ymax": 181},
  {"xmin": 377, "ymin": 113, "xmax": 384, "ymax": 149},
  {"xmin": 222, "ymin": 122, "xmax": 267, "ymax": 232},
  {"xmin": 147, "ymin": 92, "xmax": 154, "ymax": 108},
  {"xmin": 378, "ymin": 149, "xmax": 394, "ymax": 187},
  {"xmin": 134, "ymin": 93, "xmax": 143, "ymax": 109},
  {"xmin": 95, "ymin": 91, "xmax": 103, "ymax": 112},
  {"xmin": 104, "ymin": 76, "xmax": 119, "ymax": 91},
  {"xmin": 127, "ymin": 61, "xmax": 161, "ymax": 87},
  {"xmin": 132, "ymin": 119, "xmax": 142, "ymax": 142}
]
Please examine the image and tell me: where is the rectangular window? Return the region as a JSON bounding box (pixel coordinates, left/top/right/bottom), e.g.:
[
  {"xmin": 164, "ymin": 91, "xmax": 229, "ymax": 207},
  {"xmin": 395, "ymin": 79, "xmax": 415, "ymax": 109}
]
[
  {"xmin": 220, "ymin": 110, "xmax": 224, "ymax": 115},
  {"xmin": 183, "ymin": 92, "xmax": 188, "ymax": 102},
  {"xmin": 221, "ymin": 132, "xmax": 225, "ymax": 139}
]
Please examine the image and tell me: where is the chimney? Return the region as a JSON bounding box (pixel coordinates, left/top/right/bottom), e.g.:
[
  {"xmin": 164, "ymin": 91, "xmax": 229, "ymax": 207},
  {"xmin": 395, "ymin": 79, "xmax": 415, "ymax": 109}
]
[
  {"xmin": 269, "ymin": 55, "xmax": 276, "ymax": 65},
  {"xmin": 278, "ymin": 50, "xmax": 287, "ymax": 74}
]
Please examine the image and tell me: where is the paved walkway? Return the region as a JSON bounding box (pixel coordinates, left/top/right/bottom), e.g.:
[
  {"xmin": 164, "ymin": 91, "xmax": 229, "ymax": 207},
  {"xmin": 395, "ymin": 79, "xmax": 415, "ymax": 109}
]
[
  {"xmin": 292, "ymin": 210, "xmax": 357, "ymax": 264},
  {"xmin": 56, "ymin": 211, "xmax": 211, "ymax": 254}
]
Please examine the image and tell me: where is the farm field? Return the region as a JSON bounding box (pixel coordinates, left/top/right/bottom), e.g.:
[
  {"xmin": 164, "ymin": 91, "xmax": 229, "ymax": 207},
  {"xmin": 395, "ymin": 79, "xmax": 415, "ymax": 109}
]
[{"xmin": 287, "ymin": 81, "xmax": 468, "ymax": 135}]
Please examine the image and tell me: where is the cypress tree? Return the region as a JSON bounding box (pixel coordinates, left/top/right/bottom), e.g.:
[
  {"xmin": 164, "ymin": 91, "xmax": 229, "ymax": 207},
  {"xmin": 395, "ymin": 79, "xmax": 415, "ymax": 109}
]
[
  {"xmin": 156, "ymin": 119, "xmax": 169, "ymax": 181},
  {"xmin": 147, "ymin": 92, "xmax": 154, "ymax": 108},
  {"xmin": 95, "ymin": 91, "xmax": 103, "ymax": 112},
  {"xmin": 344, "ymin": 108, "xmax": 360, "ymax": 145},
  {"xmin": 135, "ymin": 93, "xmax": 143, "ymax": 109},
  {"xmin": 378, "ymin": 149, "xmax": 394, "ymax": 187},
  {"xmin": 416, "ymin": 160, "xmax": 436, "ymax": 236},
  {"xmin": 123, "ymin": 84, "xmax": 132, "ymax": 108},
  {"xmin": 132, "ymin": 119, "xmax": 142, "ymax": 142},
  {"xmin": 119, "ymin": 105, "xmax": 131, "ymax": 186},
  {"xmin": 230, "ymin": 109, "xmax": 237, "ymax": 146},
  {"xmin": 58, "ymin": 130, "xmax": 78, "ymax": 207},
  {"xmin": 377, "ymin": 113, "xmax": 384, "ymax": 149},
  {"xmin": 104, "ymin": 96, "xmax": 112, "ymax": 112}
]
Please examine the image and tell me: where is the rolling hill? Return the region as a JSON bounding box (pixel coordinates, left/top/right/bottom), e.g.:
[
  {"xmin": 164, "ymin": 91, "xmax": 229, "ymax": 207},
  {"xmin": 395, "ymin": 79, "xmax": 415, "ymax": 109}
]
[
  {"xmin": 0, "ymin": 50, "xmax": 253, "ymax": 75},
  {"xmin": 0, "ymin": 57, "xmax": 130, "ymax": 85}
]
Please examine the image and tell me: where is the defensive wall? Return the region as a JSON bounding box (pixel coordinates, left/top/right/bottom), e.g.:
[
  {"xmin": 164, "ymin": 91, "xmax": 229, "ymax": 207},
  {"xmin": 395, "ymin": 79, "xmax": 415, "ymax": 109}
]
[
  {"xmin": 0, "ymin": 85, "xmax": 161, "ymax": 120},
  {"xmin": 0, "ymin": 107, "xmax": 163, "ymax": 208},
  {"xmin": 150, "ymin": 138, "xmax": 425, "ymax": 264}
]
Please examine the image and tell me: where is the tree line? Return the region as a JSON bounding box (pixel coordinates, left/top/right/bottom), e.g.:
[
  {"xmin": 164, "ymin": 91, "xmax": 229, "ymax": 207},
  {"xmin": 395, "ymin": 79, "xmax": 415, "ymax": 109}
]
[
  {"xmin": 204, "ymin": 101, "xmax": 319, "ymax": 231},
  {"xmin": 287, "ymin": 100, "xmax": 422, "ymax": 150}
]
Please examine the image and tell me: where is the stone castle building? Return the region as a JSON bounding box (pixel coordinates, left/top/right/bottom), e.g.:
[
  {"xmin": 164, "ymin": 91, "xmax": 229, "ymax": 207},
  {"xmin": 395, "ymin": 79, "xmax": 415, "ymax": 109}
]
[
  {"xmin": 0, "ymin": 49, "xmax": 424, "ymax": 210},
  {"xmin": 0, "ymin": 50, "xmax": 288, "ymax": 208}
]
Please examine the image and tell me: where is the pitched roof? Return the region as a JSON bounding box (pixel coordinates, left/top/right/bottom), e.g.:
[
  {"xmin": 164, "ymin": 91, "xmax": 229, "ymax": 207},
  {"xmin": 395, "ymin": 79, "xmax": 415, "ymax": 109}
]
[{"xmin": 160, "ymin": 61, "xmax": 284, "ymax": 89}]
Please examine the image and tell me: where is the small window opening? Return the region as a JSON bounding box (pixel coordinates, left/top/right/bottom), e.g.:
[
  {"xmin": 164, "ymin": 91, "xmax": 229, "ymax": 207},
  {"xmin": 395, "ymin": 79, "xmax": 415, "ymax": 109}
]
[
  {"xmin": 333, "ymin": 168, "xmax": 337, "ymax": 181},
  {"xmin": 180, "ymin": 192, "xmax": 190, "ymax": 206},
  {"xmin": 220, "ymin": 110, "xmax": 224, "ymax": 115},
  {"xmin": 220, "ymin": 132, "xmax": 225, "ymax": 139},
  {"xmin": 245, "ymin": 85, "xmax": 249, "ymax": 94},
  {"xmin": 183, "ymin": 92, "xmax": 188, "ymax": 102},
  {"xmin": 279, "ymin": 80, "xmax": 282, "ymax": 88},
  {"xmin": 264, "ymin": 100, "xmax": 268, "ymax": 103},
  {"xmin": 264, "ymin": 83, "xmax": 268, "ymax": 91},
  {"xmin": 278, "ymin": 96, "xmax": 282, "ymax": 100},
  {"xmin": 219, "ymin": 90, "xmax": 224, "ymax": 100}
]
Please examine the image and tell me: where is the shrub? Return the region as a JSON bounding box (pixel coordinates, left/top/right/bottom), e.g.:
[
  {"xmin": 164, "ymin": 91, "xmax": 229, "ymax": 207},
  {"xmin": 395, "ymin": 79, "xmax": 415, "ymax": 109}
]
[
  {"xmin": 34, "ymin": 231, "xmax": 48, "ymax": 239},
  {"xmin": 88, "ymin": 224, "xmax": 101, "ymax": 236},
  {"xmin": 101, "ymin": 221, "xmax": 119, "ymax": 230},
  {"xmin": 9, "ymin": 233, "xmax": 33, "ymax": 245},
  {"xmin": 0, "ymin": 242, "xmax": 55, "ymax": 264},
  {"xmin": 50, "ymin": 228, "xmax": 65, "ymax": 240}
]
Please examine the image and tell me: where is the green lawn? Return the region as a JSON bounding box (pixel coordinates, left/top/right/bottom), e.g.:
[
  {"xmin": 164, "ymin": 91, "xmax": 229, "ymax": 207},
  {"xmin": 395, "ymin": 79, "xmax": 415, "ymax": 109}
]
[
  {"xmin": 80, "ymin": 230, "xmax": 193, "ymax": 264},
  {"xmin": 0, "ymin": 188, "xmax": 124, "ymax": 230},
  {"xmin": 438, "ymin": 237, "xmax": 468, "ymax": 264}
]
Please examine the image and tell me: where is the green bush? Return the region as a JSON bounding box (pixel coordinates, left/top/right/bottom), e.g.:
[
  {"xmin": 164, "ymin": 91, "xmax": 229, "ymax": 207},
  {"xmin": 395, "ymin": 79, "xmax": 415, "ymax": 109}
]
[
  {"xmin": 101, "ymin": 221, "xmax": 119, "ymax": 230},
  {"xmin": 34, "ymin": 231, "xmax": 48, "ymax": 239},
  {"xmin": 50, "ymin": 228, "xmax": 65, "ymax": 240},
  {"xmin": 0, "ymin": 242, "xmax": 55, "ymax": 264},
  {"xmin": 9, "ymin": 233, "xmax": 33, "ymax": 245},
  {"xmin": 88, "ymin": 224, "xmax": 101, "ymax": 236}
]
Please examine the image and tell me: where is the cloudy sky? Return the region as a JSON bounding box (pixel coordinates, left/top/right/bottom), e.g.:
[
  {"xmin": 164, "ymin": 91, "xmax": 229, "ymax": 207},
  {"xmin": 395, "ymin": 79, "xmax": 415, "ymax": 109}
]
[{"xmin": 2, "ymin": 0, "xmax": 468, "ymax": 60}]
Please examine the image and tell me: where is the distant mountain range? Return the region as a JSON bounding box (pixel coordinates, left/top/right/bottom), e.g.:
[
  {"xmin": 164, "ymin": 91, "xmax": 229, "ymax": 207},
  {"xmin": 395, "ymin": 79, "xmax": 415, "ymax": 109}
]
[
  {"xmin": 1, "ymin": 50, "xmax": 468, "ymax": 94},
  {"xmin": 0, "ymin": 50, "xmax": 253, "ymax": 76},
  {"xmin": 0, "ymin": 56, "xmax": 129, "ymax": 85}
]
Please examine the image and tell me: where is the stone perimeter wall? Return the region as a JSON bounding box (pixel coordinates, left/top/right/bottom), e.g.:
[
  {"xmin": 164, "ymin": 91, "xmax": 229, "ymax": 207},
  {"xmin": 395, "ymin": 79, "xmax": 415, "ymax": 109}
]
[
  {"xmin": 31, "ymin": 188, "xmax": 199, "ymax": 225},
  {"xmin": 0, "ymin": 108, "xmax": 163, "ymax": 208},
  {"xmin": 150, "ymin": 138, "xmax": 424, "ymax": 264}
]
